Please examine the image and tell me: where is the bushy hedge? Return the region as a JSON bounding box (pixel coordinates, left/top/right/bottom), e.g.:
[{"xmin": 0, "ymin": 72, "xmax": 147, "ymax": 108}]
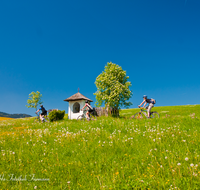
[{"xmin": 48, "ymin": 110, "xmax": 65, "ymax": 122}]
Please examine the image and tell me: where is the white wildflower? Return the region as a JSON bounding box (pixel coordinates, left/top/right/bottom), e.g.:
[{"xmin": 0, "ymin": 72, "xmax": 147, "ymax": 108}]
[{"xmin": 193, "ymin": 172, "xmax": 197, "ymax": 176}]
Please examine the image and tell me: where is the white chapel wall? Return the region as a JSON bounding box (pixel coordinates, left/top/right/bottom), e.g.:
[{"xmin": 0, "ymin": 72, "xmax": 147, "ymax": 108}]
[{"xmin": 68, "ymin": 100, "xmax": 85, "ymax": 119}]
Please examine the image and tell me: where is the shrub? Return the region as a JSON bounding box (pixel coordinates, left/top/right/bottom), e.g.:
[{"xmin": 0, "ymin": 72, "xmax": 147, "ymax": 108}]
[{"xmin": 48, "ymin": 110, "xmax": 65, "ymax": 122}]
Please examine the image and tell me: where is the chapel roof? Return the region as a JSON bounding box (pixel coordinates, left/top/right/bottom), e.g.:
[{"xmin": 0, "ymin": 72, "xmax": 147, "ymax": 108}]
[{"xmin": 63, "ymin": 92, "xmax": 93, "ymax": 102}]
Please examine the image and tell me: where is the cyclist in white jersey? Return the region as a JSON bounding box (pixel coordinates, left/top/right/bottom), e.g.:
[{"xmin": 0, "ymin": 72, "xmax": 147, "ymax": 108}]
[
  {"xmin": 138, "ymin": 95, "xmax": 156, "ymax": 118},
  {"xmin": 81, "ymin": 100, "xmax": 93, "ymax": 120}
]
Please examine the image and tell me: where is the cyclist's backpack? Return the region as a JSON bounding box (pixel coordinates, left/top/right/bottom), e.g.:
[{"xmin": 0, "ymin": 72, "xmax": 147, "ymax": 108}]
[
  {"xmin": 86, "ymin": 103, "xmax": 93, "ymax": 111},
  {"xmin": 151, "ymin": 99, "xmax": 156, "ymax": 104}
]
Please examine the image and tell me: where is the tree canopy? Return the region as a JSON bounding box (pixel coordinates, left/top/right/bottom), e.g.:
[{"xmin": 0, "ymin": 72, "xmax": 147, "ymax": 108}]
[
  {"xmin": 94, "ymin": 62, "xmax": 132, "ymax": 110},
  {"xmin": 26, "ymin": 91, "xmax": 43, "ymax": 111}
]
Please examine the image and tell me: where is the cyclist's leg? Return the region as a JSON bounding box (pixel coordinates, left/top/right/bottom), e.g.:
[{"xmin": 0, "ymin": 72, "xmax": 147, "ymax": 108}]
[
  {"xmin": 147, "ymin": 103, "xmax": 154, "ymax": 118},
  {"xmin": 40, "ymin": 113, "xmax": 45, "ymax": 121},
  {"xmin": 86, "ymin": 111, "xmax": 90, "ymax": 119}
]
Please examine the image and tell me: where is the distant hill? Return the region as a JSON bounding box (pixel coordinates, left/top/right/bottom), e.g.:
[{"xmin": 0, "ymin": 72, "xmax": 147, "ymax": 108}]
[{"xmin": 0, "ymin": 112, "xmax": 32, "ymax": 119}]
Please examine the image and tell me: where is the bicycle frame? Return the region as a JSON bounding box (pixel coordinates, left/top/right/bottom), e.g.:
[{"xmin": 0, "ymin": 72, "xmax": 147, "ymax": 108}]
[
  {"xmin": 140, "ymin": 108, "xmax": 154, "ymax": 116},
  {"xmin": 35, "ymin": 112, "xmax": 49, "ymax": 122},
  {"xmin": 131, "ymin": 107, "xmax": 159, "ymax": 119},
  {"xmin": 77, "ymin": 109, "xmax": 96, "ymax": 121},
  {"xmin": 81, "ymin": 110, "xmax": 88, "ymax": 119}
]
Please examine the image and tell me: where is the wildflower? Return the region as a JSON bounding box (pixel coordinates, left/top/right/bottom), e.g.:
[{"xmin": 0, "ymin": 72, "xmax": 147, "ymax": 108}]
[
  {"xmin": 165, "ymin": 156, "xmax": 167, "ymax": 159},
  {"xmin": 193, "ymin": 172, "xmax": 197, "ymax": 176},
  {"xmin": 190, "ymin": 163, "xmax": 194, "ymax": 167},
  {"xmin": 177, "ymin": 163, "xmax": 181, "ymax": 166},
  {"xmin": 34, "ymin": 186, "xmax": 37, "ymax": 189},
  {"xmin": 185, "ymin": 157, "xmax": 189, "ymax": 161}
]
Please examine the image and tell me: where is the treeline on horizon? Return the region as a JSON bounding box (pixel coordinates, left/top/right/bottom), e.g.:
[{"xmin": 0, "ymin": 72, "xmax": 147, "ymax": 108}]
[{"xmin": 0, "ymin": 112, "xmax": 32, "ymax": 119}]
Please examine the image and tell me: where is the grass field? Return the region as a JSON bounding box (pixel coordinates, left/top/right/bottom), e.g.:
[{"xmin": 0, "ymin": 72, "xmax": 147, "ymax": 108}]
[
  {"xmin": 0, "ymin": 117, "xmax": 13, "ymax": 121},
  {"xmin": 0, "ymin": 105, "xmax": 199, "ymax": 189}
]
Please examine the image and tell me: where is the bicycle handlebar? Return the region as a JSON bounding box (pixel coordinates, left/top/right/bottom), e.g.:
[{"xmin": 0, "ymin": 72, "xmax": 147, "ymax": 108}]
[{"xmin": 138, "ymin": 106, "xmax": 146, "ymax": 111}]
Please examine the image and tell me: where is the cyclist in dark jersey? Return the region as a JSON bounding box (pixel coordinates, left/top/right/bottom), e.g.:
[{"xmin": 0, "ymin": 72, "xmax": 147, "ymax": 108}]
[
  {"xmin": 81, "ymin": 100, "xmax": 93, "ymax": 120},
  {"xmin": 138, "ymin": 95, "xmax": 156, "ymax": 118},
  {"xmin": 36, "ymin": 105, "xmax": 47, "ymax": 121}
]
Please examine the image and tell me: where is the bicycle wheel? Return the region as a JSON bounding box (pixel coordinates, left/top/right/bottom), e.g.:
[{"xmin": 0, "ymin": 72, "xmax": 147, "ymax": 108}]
[
  {"xmin": 44, "ymin": 116, "xmax": 50, "ymax": 123},
  {"xmin": 34, "ymin": 117, "xmax": 40, "ymax": 123},
  {"xmin": 132, "ymin": 112, "xmax": 145, "ymax": 119},
  {"xmin": 150, "ymin": 112, "xmax": 160, "ymax": 119},
  {"xmin": 77, "ymin": 115, "xmax": 85, "ymax": 121},
  {"xmin": 90, "ymin": 114, "xmax": 97, "ymax": 121}
]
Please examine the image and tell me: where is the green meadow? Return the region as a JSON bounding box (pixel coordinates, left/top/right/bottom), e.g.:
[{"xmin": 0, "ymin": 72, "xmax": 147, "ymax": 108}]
[{"xmin": 0, "ymin": 105, "xmax": 199, "ymax": 190}]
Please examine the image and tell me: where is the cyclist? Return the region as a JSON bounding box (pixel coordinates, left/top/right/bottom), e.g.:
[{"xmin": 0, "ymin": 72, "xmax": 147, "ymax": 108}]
[
  {"xmin": 81, "ymin": 100, "xmax": 93, "ymax": 120},
  {"xmin": 36, "ymin": 105, "xmax": 47, "ymax": 121},
  {"xmin": 138, "ymin": 95, "xmax": 156, "ymax": 118}
]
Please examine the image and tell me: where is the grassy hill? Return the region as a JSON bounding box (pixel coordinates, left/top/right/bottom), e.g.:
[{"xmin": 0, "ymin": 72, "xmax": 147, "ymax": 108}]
[
  {"xmin": 0, "ymin": 105, "xmax": 199, "ymax": 189},
  {"xmin": 0, "ymin": 111, "xmax": 32, "ymax": 119}
]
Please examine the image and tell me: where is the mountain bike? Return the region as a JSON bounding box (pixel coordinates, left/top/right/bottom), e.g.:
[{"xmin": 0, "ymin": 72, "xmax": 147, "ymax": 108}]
[
  {"xmin": 77, "ymin": 109, "xmax": 97, "ymax": 121},
  {"xmin": 131, "ymin": 107, "xmax": 160, "ymax": 119},
  {"xmin": 34, "ymin": 112, "xmax": 50, "ymax": 123}
]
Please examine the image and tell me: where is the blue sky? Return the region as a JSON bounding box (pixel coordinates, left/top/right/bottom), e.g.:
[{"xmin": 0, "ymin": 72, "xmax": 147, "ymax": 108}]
[{"xmin": 0, "ymin": 0, "xmax": 200, "ymax": 116}]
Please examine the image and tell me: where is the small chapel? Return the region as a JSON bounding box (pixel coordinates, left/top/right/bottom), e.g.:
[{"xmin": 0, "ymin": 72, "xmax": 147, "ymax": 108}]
[{"xmin": 64, "ymin": 91, "xmax": 93, "ymax": 119}]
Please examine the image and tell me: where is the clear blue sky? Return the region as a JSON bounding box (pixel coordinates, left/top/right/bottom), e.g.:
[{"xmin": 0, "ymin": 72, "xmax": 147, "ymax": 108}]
[{"xmin": 0, "ymin": 0, "xmax": 200, "ymax": 116}]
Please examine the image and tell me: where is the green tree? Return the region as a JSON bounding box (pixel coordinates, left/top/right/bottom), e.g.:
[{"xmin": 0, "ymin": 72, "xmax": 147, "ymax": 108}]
[
  {"xmin": 94, "ymin": 62, "xmax": 132, "ymax": 115},
  {"xmin": 26, "ymin": 91, "xmax": 43, "ymax": 111}
]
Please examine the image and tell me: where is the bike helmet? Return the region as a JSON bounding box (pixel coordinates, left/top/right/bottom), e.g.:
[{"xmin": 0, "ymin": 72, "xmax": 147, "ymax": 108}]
[
  {"xmin": 143, "ymin": 95, "xmax": 147, "ymax": 99},
  {"xmin": 40, "ymin": 105, "xmax": 43, "ymax": 107}
]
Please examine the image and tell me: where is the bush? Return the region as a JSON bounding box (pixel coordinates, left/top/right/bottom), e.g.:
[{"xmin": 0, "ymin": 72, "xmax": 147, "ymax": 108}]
[{"xmin": 48, "ymin": 110, "xmax": 65, "ymax": 122}]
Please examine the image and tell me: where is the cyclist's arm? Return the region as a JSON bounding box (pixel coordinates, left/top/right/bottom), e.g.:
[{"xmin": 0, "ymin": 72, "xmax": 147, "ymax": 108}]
[
  {"xmin": 142, "ymin": 102, "xmax": 147, "ymax": 108},
  {"xmin": 81, "ymin": 105, "xmax": 87, "ymax": 111},
  {"xmin": 138, "ymin": 100, "xmax": 145, "ymax": 107}
]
